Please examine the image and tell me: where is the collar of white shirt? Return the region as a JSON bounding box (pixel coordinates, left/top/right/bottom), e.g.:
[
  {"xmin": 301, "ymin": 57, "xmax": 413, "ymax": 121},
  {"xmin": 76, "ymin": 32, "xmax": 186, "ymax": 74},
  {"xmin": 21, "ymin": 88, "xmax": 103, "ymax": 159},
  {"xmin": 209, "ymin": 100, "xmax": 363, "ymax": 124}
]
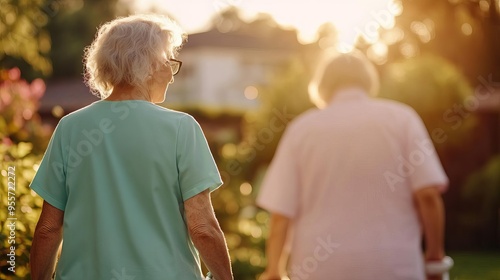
[{"xmin": 328, "ymin": 87, "xmax": 369, "ymax": 106}]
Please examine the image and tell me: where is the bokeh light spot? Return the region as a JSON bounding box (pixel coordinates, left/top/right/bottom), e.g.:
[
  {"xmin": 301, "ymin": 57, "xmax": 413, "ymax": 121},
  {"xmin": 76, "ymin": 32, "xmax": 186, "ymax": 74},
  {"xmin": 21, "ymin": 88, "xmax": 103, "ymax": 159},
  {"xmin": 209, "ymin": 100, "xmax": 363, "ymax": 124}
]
[
  {"xmin": 240, "ymin": 182, "xmax": 252, "ymax": 196},
  {"xmin": 461, "ymin": 23, "xmax": 472, "ymax": 36},
  {"xmin": 51, "ymin": 105, "xmax": 64, "ymax": 118},
  {"xmin": 244, "ymin": 86, "xmax": 259, "ymax": 100},
  {"xmin": 221, "ymin": 143, "xmax": 237, "ymax": 158}
]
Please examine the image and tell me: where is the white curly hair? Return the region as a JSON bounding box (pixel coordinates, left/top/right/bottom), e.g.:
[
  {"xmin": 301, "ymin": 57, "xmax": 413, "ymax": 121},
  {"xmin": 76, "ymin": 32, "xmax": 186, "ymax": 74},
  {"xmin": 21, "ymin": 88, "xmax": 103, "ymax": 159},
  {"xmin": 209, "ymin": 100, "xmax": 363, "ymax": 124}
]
[{"xmin": 84, "ymin": 14, "xmax": 186, "ymax": 99}]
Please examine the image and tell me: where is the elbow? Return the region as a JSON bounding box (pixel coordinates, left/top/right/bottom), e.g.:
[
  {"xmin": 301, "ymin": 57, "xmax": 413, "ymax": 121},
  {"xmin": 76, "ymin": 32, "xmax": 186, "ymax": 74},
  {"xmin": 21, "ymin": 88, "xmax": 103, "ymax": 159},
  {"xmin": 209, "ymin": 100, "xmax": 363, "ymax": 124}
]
[
  {"xmin": 35, "ymin": 222, "xmax": 62, "ymax": 239},
  {"xmin": 188, "ymin": 223, "xmax": 220, "ymax": 244},
  {"xmin": 414, "ymin": 186, "xmax": 444, "ymax": 208}
]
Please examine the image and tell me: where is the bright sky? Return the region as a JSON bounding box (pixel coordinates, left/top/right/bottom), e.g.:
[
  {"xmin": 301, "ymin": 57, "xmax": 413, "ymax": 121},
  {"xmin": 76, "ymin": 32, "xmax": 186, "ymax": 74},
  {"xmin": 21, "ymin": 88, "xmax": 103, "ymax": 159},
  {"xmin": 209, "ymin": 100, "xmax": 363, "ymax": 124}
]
[{"xmin": 129, "ymin": 0, "xmax": 401, "ymax": 48}]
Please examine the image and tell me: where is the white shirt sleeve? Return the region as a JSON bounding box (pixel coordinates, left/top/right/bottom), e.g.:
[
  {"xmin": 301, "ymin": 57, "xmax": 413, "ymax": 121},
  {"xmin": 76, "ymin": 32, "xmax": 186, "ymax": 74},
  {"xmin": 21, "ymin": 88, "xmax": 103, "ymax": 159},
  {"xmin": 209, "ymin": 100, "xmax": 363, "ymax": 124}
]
[
  {"xmin": 405, "ymin": 110, "xmax": 449, "ymax": 192},
  {"xmin": 256, "ymin": 125, "xmax": 300, "ymax": 218}
]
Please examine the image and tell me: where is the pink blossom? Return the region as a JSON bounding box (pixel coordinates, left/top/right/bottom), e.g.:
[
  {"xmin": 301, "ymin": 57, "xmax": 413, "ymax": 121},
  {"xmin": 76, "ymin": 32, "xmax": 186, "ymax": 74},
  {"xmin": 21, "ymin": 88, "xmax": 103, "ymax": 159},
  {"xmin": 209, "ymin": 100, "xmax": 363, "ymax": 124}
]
[
  {"xmin": 23, "ymin": 108, "xmax": 33, "ymax": 120},
  {"xmin": 2, "ymin": 137, "xmax": 13, "ymax": 146},
  {"xmin": 0, "ymin": 86, "xmax": 12, "ymax": 108},
  {"xmin": 8, "ymin": 68, "xmax": 21, "ymax": 81},
  {"xmin": 17, "ymin": 80, "xmax": 31, "ymax": 100},
  {"xmin": 30, "ymin": 79, "xmax": 46, "ymax": 100}
]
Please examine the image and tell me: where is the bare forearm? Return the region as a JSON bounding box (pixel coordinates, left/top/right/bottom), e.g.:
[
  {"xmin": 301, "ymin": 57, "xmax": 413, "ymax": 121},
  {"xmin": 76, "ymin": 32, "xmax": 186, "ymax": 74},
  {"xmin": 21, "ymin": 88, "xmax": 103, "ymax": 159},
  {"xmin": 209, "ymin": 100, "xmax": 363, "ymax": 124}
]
[
  {"xmin": 415, "ymin": 188, "xmax": 445, "ymax": 260},
  {"xmin": 421, "ymin": 201, "xmax": 445, "ymax": 258},
  {"xmin": 30, "ymin": 230, "xmax": 62, "ymax": 280},
  {"xmin": 191, "ymin": 227, "xmax": 233, "ymax": 280},
  {"xmin": 185, "ymin": 190, "xmax": 233, "ymax": 279},
  {"xmin": 263, "ymin": 214, "xmax": 290, "ymax": 278}
]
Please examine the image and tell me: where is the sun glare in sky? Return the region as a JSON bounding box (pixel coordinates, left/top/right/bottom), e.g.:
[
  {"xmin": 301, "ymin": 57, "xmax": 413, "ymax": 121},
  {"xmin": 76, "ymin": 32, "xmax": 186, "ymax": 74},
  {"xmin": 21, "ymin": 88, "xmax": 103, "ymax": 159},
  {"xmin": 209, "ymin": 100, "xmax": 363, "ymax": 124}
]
[{"xmin": 130, "ymin": 0, "xmax": 401, "ymax": 49}]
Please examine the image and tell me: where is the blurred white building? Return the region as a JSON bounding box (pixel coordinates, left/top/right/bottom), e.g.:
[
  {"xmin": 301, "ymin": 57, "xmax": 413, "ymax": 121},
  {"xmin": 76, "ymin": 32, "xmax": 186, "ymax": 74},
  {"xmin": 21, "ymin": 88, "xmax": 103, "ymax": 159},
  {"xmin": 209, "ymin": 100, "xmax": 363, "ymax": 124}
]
[{"xmin": 163, "ymin": 25, "xmax": 304, "ymax": 112}]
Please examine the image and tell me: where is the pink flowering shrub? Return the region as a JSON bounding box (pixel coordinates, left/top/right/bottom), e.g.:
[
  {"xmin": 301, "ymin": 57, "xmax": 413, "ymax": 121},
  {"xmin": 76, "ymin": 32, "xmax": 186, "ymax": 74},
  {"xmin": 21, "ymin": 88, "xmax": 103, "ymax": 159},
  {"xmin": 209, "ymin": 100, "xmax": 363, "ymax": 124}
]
[{"xmin": 0, "ymin": 68, "xmax": 51, "ymax": 279}]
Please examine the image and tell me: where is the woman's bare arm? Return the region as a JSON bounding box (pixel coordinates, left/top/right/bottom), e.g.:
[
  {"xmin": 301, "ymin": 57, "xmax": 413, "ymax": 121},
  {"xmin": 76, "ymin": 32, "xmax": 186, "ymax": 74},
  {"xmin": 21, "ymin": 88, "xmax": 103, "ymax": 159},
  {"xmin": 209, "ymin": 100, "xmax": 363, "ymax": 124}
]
[
  {"xmin": 31, "ymin": 201, "xmax": 64, "ymax": 280},
  {"xmin": 260, "ymin": 213, "xmax": 290, "ymax": 280},
  {"xmin": 414, "ymin": 186, "xmax": 446, "ymax": 261},
  {"xmin": 185, "ymin": 189, "xmax": 233, "ymax": 280}
]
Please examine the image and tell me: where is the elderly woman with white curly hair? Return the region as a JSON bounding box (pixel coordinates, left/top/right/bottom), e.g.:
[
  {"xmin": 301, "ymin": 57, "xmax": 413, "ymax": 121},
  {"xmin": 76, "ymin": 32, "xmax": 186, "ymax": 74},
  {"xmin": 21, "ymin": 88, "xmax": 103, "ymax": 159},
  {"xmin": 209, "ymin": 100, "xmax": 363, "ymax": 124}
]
[{"xmin": 29, "ymin": 14, "xmax": 233, "ymax": 280}]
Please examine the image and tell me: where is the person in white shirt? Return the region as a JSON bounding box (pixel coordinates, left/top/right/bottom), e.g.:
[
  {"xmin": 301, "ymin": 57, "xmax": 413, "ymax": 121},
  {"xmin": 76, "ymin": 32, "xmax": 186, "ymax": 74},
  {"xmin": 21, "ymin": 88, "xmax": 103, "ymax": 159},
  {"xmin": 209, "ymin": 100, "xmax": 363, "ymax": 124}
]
[{"xmin": 257, "ymin": 51, "xmax": 449, "ymax": 280}]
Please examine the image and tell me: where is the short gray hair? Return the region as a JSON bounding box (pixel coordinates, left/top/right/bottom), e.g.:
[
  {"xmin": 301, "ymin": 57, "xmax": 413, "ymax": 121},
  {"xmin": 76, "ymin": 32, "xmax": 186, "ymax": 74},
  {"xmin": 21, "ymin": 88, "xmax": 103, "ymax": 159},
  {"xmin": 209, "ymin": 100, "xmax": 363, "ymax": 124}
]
[
  {"xmin": 84, "ymin": 14, "xmax": 186, "ymax": 99},
  {"xmin": 308, "ymin": 50, "xmax": 379, "ymax": 108}
]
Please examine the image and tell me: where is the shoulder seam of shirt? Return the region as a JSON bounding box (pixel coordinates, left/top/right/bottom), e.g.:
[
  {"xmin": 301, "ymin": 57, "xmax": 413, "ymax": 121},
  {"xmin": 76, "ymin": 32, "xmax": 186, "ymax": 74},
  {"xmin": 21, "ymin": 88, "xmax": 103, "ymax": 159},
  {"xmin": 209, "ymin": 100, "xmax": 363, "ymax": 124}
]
[
  {"xmin": 175, "ymin": 115, "xmax": 188, "ymax": 170},
  {"xmin": 57, "ymin": 117, "xmax": 68, "ymax": 180}
]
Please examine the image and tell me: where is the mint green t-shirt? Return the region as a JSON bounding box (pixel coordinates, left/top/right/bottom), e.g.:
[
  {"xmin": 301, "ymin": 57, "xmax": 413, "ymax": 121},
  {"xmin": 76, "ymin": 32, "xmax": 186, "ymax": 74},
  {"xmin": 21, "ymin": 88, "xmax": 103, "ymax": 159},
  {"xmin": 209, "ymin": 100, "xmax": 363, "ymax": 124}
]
[{"xmin": 30, "ymin": 100, "xmax": 222, "ymax": 280}]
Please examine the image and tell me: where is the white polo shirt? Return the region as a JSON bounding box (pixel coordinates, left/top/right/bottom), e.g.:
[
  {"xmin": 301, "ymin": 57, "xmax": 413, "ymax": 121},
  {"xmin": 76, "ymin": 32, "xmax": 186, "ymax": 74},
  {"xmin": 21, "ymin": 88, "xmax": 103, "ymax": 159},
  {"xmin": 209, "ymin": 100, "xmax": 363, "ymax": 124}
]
[{"xmin": 257, "ymin": 88, "xmax": 448, "ymax": 280}]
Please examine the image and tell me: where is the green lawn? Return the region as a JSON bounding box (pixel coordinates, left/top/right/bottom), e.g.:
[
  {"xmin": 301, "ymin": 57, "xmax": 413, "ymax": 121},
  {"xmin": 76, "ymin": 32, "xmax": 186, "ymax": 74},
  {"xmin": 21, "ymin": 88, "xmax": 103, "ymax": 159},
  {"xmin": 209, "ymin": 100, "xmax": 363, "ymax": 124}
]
[{"xmin": 449, "ymin": 252, "xmax": 500, "ymax": 280}]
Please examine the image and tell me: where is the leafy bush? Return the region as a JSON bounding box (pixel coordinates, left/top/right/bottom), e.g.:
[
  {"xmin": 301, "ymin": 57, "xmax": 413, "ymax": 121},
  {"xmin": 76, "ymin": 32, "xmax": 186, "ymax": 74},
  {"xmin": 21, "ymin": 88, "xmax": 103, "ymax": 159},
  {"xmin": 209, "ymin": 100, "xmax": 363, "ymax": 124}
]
[
  {"xmin": 0, "ymin": 68, "xmax": 50, "ymax": 279},
  {"xmin": 380, "ymin": 54, "xmax": 477, "ymax": 148},
  {"xmin": 459, "ymin": 155, "xmax": 500, "ymax": 249}
]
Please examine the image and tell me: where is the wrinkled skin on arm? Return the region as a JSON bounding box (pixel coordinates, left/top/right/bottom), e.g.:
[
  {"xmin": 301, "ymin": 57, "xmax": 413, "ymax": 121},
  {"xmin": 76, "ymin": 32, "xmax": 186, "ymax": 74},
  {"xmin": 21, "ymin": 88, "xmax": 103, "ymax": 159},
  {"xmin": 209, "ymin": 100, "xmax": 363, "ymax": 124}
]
[
  {"xmin": 185, "ymin": 189, "xmax": 233, "ymax": 280},
  {"xmin": 31, "ymin": 201, "xmax": 64, "ymax": 280}
]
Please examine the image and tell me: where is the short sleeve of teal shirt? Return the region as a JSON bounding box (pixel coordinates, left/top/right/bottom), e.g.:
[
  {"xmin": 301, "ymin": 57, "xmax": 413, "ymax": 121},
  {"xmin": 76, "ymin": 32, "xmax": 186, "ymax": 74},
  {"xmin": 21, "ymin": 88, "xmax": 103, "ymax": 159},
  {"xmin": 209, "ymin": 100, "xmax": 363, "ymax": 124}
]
[
  {"xmin": 177, "ymin": 115, "xmax": 223, "ymax": 201},
  {"xmin": 30, "ymin": 120, "xmax": 67, "ymax": 211}
]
